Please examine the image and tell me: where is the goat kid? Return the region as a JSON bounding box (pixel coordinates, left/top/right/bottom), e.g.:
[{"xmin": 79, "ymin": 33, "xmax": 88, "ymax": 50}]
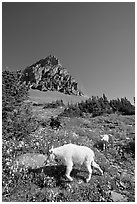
[
  {"xmin": 101, "ymin": 134, "xmax": 113, "ymax": 150},
  {"xmin": 47, "ymin": 143, "xmax": 103, "ymax": 183}
]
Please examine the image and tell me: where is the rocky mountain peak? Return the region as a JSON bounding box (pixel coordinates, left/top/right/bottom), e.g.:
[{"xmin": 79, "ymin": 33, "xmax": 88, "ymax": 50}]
[
  {"xmin": 20, "ymin": 55, "xmax": 84, "ymax": 96},
  {"xmin": 35, "ymin": 55, "xmax": 61, "ymax": 67}
]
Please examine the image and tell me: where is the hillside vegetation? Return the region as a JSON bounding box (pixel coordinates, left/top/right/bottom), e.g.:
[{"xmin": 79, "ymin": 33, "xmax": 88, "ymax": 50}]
[{"xmin": 2, "ymin": 70, "xmax": 135, "ymax": 202}]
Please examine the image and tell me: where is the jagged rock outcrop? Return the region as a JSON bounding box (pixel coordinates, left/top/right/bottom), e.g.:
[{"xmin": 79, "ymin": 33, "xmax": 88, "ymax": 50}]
[{"xmin": 20, "ymin": 55, "xmax": 83, "ymax": 96}]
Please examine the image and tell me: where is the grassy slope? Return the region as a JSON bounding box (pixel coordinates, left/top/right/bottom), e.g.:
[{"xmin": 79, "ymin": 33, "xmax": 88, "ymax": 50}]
[
  {"xmin": 3, "ymin": 104, "xmax": 135, "ymax": 201},
  {"xmin": 2, "ymin": 90, "xmax": 135, "ymax": 202},
  {"xmin": 28, "ymin": 89, "xmax": 88, "ymax": 105}
]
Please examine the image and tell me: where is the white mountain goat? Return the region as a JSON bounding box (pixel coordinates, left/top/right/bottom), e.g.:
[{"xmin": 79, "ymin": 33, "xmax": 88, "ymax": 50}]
[
  {"xmin": 101, "ymin": 134, "xmax": 113, "ymax": 150},
  {"xmin": 47, "ymin": 143, "xmax": 103, "ymax": 183}
]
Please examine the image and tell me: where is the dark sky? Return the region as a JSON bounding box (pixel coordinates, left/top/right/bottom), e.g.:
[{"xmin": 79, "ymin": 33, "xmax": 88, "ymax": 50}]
[{"xmin": 2, "ymin": 2, "xmax": 135, "ymax": 103}]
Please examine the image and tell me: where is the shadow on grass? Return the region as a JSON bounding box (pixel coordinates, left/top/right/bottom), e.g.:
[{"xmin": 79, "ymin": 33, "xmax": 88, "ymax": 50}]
[{"xmin": 28, "ymin": 164, "xmax": 91, "ymax": 186}]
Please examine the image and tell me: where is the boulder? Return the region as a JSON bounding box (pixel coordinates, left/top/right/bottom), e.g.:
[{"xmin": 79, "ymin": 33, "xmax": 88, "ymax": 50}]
[{"xmin": 111, "ymin": 191, "xmax": 128, "ymax": 202}]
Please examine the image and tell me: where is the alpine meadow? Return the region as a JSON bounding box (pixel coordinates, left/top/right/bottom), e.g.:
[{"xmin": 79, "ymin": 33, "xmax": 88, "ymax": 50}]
[
  {"xmin": 2, "ymin": 2, "xmax": 135, "ymax": 202},
  {"xmin": 2, "ymin": 55, "xmax": 135, "ymax": 202}
]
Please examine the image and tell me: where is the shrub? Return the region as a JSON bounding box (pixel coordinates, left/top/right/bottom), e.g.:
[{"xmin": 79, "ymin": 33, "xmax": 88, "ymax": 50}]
[
  {"xmin": 2, "ymin": 70, "xmax": 38, "ymax": 198},
  {"xmin": 60, "ymin": 95, "xmax": 135, "ymax": 118},
  {"xmin": 59, "ymin": 105, "xmax": 84, "ymax": 117},
  {"xmin": 3, "ymin": 103, "xmax": 38, "ymax": 140},
  {"xmin": 110, "ymin": 98, "xmax": 135, "ymax": 115},
  {"xmin": 2, "ymin": 70, "xmax": 37, "ymax": 140},
  {"xmin": 2, "ymin": 70, "xmax": 28, "ymax": 115}
]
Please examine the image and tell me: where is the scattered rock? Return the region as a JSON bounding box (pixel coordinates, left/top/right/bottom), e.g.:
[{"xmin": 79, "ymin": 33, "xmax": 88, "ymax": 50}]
[
  {"xmin": 120, "ymin": 171, "xmax": 132, "ymax": 182},
  {"xmin": 72, "ymin": 132, "xmax": 79, "ymax": 138},
  {"xmin": 12, "ymin": 153, "xmax": 48, "ymax": 171},
  {"xmin": 108, "ymin": 165, "xmax": 118, "ymax": 177},
  {"xmin": 111, "ymin": 191, "xmax": 128, "ymax": 202}
]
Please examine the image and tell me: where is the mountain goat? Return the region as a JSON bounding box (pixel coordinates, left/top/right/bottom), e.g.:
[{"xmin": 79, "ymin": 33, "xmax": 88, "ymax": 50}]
[
  {"xmin": 101, "ymin": 134, "xmax": 113, "ymax": 150},
  {"xmin": 47, "ymin": 143, "xmax": 103, "ymax": 183}
]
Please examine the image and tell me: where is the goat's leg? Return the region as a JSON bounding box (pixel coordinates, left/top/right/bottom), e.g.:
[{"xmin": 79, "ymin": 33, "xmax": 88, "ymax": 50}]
[
  {"xmin": 92, "ymin": 160, "xmax": 103, "ymax": 175},
  {"xmin": 65, "ymin": 162, "xmax": 73, "ymax": 181},
  {"xmin": 103, "ymin": 143, "xmax": 106, "ymax": 150},
  {"xmin": 85, "ymin": 163, "xmax": 92, "ymax": 183}
]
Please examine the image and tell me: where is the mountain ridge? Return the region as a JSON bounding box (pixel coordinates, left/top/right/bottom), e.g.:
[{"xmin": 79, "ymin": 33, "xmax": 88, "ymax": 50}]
[{"xmin": 20, "ymin": 55, "xmax": 84, "ymax": 96}]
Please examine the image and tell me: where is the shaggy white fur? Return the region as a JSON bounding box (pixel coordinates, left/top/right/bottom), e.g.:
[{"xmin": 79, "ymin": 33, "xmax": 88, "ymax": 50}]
[{"xmin": 48, "ymin": 143, "xmax": 103, "ymax": 182}]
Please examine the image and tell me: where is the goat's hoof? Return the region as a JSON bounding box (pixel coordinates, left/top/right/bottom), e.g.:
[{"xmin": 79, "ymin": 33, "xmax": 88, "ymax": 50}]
[
  {"xmin": 101, "ymin": 171, "xmax": 104, "ymax": 176},
  {"xmin": 68, "ymin": 179, "xmax": 73, "ymax": 182},
  {"xmin": 69, "ymin": 178, "xmax": 73, "ymax": 182},
  {"xmin": 65, "ymin": 176, "xmax": 73, "ymax": 182},
  {"xmin": 86, "ymin": 179, "xmax": 90, "ymax": 183}
]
